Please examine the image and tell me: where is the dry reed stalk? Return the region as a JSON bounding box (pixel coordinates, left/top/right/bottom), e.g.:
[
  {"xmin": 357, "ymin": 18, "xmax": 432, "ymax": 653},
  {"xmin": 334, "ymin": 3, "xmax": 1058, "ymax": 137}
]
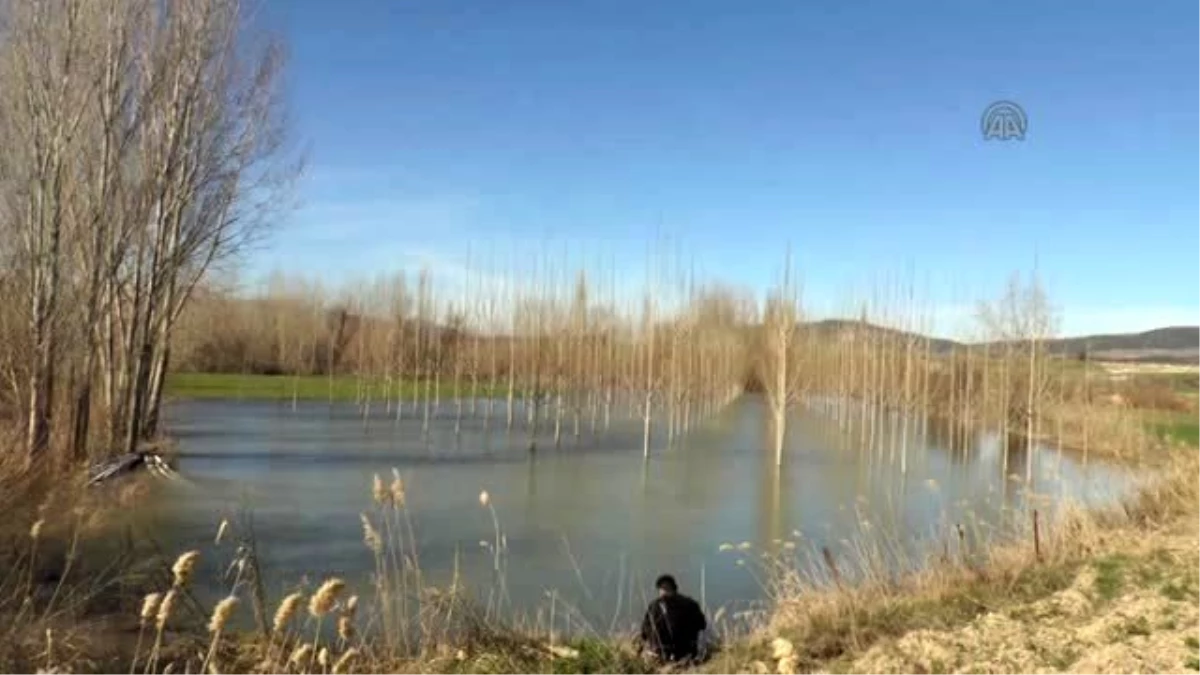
[
  {"xmin": 337, "ymin": 615, "xmax": 355, "ymax": 643},
  {"xmin": 307, "ymin": 577, "xmax": 346, "ymax": 670},
  {"xmin": 156, "ymin": 590, "xmax": 177, "ymax": 632},
  {"xmin": 265, "ymin": 589, "xmax": 306, "ymax": 668},
  {"xmin": 147, "ymin": 589, "xmax": 178, "ymax": 673},
  {"xmin": 202, "ymin": 595, "xmax": 239, "ymax": 673},
  {"xmin": 360, "ymin": 513, "xmax": 382, "ymax": 554},
  {"xmin": 332, "ymin": 648, "xmax": 359, "ymax": 674},
  {"xmin": 372, "ymin": 474, "xmax": 388, "ymax": 506},
  {"xmin": 389, "ymin": 469, "xmax": 405, "ymax": 507},
  {"xmin": 130, "ymin": 592, "xmax": 163, "ymax": 672}
]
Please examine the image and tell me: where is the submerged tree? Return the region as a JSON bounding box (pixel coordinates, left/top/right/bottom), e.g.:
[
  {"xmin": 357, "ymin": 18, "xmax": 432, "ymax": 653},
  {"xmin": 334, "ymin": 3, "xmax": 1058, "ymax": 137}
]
[
  {"xmin": 976, "ymin": 270, "xmax": 1059, "ymax": 482},
  {"xmin": 759, "ymin": 252, "xmax": 802, "ymax": 466}
]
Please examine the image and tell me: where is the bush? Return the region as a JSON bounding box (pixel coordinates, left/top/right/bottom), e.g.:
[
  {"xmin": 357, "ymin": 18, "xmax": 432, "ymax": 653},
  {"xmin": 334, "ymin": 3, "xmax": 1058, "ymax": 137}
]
[{"xmin": 1120, "ymin": 377, "xmax": 1192, "ymax": 412}]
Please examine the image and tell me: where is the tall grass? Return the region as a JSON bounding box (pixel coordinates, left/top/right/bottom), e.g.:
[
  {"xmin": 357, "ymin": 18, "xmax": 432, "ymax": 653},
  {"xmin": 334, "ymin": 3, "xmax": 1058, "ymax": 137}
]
[{"xmin": 1, "ymin": 440, "xmax": 1193, "ymax": 673}]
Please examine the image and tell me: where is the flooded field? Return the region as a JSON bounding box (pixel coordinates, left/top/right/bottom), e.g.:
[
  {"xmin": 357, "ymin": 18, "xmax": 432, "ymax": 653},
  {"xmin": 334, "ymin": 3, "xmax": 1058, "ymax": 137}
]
[{"xmin": 117, "ymin": 396, "xmax": 1137, "ymax": 629}]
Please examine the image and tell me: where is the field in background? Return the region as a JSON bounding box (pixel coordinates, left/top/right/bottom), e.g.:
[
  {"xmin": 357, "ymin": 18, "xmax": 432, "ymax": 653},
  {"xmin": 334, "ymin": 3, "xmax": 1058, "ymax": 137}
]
[
  {"xmin": 165, "ymin": 372, "xmax": 511, "ymax": 402},
  {"xmin": 1091, "ymin": 365, "xmax": 1199, "ymax": 448},
  {"xmin": 1098, "ymin": 361, "xmax": 1200, "ymax": 380}
]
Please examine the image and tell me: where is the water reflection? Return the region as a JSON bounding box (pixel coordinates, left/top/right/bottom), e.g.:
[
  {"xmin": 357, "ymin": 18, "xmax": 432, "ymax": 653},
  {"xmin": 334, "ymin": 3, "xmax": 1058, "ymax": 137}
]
[{"xmin": 131, "ymin": 395, "xmax": 1138, "ymax": 626}]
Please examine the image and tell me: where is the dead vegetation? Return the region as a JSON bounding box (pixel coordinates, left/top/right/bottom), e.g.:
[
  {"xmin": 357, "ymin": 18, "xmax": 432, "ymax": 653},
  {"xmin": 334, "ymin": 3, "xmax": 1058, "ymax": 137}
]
[
  {"xmin": 1, "ymin": 448, "xmax": 1193, "ymax": 674},
  {"xmin": 706, "ymin": 450, "xmax": 1199, "ymax": 674}
]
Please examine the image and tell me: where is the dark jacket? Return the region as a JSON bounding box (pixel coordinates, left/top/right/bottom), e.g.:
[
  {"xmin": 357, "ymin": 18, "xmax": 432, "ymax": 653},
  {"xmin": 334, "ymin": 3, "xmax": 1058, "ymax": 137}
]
[{"xmin": 639, "ymin": 593, "xmax": 707, "ymax": 661}]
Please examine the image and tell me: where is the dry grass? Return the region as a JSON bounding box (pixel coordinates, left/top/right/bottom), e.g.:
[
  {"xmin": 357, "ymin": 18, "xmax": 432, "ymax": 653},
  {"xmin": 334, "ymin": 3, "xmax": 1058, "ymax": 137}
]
[
  {"xmin": 0, "ymin": 444, "xmax": 1195, "ymax": 674},
  {"xmin": 705, "ymin": 450, "xmax": 1199, "ymax": 674},
  {"xmin": 0, "ymin": 475, "xmax": 178, "ymax": 673}
]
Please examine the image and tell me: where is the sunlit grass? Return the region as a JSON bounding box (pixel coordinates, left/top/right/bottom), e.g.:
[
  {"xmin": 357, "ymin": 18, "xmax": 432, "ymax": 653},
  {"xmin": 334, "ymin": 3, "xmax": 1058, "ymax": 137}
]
[{"xmin": 1143, "ymin": 410, "xmax": 1200, "ymax": 447}]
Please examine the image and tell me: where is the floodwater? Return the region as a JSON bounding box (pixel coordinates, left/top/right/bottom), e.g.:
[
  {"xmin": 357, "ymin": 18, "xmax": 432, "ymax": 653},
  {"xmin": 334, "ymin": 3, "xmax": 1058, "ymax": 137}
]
[{"xmin": 122, "ymin": 395, "xmax": 1137, "ymax": 629}]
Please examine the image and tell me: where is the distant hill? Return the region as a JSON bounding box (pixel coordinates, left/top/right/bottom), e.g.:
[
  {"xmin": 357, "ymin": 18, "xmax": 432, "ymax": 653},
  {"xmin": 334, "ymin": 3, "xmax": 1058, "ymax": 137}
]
[
  {"xmin": 802, "ymin": 320, "xmax": 1199, "ymax": 365},
  {"xmin": 1039, "ymin": 326, "xmax": 1200, "ymax": 364},
  {"xmin": 802, "ymin": 319, "xmax": 960, "ymax": 355}
]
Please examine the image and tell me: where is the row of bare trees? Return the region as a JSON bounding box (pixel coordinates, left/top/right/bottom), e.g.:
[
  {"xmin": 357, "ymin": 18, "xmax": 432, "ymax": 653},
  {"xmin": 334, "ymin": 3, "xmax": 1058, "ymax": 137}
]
[
  {"xmin": 173, "ymin": 261, "xmax": 755, "ymax": 454},
  {"xmin": 172, "ymin": 251, "xmax": 1068, "ymax": 469},
  {"xmin": 0, "ymin": 0, "xmax": 294, "ymax": 463},
  {"xmin": 753, "ymin": 257, "xmax": 1063, "ymax": 469}
]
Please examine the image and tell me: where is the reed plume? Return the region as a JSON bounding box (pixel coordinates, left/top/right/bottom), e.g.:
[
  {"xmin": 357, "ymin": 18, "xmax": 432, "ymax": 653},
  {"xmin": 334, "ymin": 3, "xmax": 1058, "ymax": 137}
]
[
  {"xmin": 131, "ymin": 592, "xmax": 163, "ymax": 672},
  {"xmin": 171, "ymin": 550, "xmax": 201, "ymax": 587},
  {"xmin": 360, "ymin": 513, "xmax": 382, "ymax": 554},
  {"xmin": 140, "ymin": 592, "xmax": 163, "ymax": 626},
  {"xmin": 332, "ymin": 648, "xmax": 359, "ymax": 674},
  {"xmin": 209, "ymin": 595, "xmax": 239, "ymax": 633},
  {"xmin": 203, "ymin": 595, "xmax": 239, "ymax": 674},
  {"xmin": 309, "ymin": 578, "xmax": 346, "ymax": 617},
  {"xmin": 390, "ymin": 468, "xmax": 406, "ymax": 507},
  {"xmin": 273, "ymin": 591, "xmax": 305, "ymax": 633},
  {"xmin": 29, "ymin": 518, "xmax": 44, "ymax": 540},
  {"xmin": 156, "ymin": 589, "xmax": 177, "ymax": 631},
  {"xmin": 289, "ymin": 642, "xmax": 314, "ymax": 666},
  {"xmin": 317, "ymin": 647, "xmax": 330, "ymax": 669},
  {"xmin": 215, "ymin": 518, "xmax": 230, "ymax": 545},
  {"xmin": 479, "ymin": 490, "xmax": 490, "ymax": 507},
  {"xmin": 147, "ymin": 589, "xmax": 178, "ymax": 674},
  {"xmin": 337, "ymin": 616, "xmax": 356, "ymax": 642},
  {"xmin": 372, "ymin": 474, "xmax": 388, "ymax": 505}
]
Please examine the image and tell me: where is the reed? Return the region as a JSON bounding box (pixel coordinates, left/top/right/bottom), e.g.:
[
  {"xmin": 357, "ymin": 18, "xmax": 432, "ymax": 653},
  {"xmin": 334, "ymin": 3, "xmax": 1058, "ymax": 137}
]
[
  {"xmin": 90, "ymin": 450, "xmax": 1191, "ymax": 673},
  {"xmin": 202, "ymin": 595, "xmax": 239, "ymax": 673},
  {"xmin": 0, "ymin": 429, "xmax": 1171, "ymax": 673}
]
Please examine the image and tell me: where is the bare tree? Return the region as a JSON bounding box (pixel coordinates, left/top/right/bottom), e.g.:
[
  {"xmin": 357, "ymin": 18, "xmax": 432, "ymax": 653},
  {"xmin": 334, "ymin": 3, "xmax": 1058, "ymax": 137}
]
[
  {"xmin": 0, "ymin": 0, "xmax": 296, "ymax": 462},
  {"xmin": 759, "ymin": 253, "xmax": 802, "ymax": 466}
]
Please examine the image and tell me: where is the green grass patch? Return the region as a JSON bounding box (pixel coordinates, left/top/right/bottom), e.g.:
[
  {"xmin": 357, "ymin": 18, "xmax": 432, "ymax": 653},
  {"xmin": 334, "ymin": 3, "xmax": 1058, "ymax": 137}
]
[
  {"xmin": 1123, "ymin": 615, "xmax": 1152, "ymax": 637},
  {"xmin": 549, "ymin": 639, "xmax": 650, "ymax": 674},
  {"xmin": 1142, "ymin": 410, "xmax": 1200, "ymax": 447},
  {"xmin": 1161, "ymin": 580, "xmax": 1191, "ymax": 601},
  {"xmin": 1184, "ymin": 636, "xmax": 1198, "ymax": 650},
  {"xmin": 1150, "ymin": 419, "xmax": 1200, "ymax": 447},
  {"xmin": 165, "ymin": 372, "xmax": 516, "ymax": 402},
  {"xmin": 1092, "ymin": 554, "xmax": 1130, "ymax": 601}
]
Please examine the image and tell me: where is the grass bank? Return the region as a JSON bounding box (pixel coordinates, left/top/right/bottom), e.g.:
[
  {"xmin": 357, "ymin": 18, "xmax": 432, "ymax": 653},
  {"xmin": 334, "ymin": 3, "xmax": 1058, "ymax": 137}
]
[
  {"xmin": 165, "ymin": 372, "xmax": 515, "ymax": 403},
  {"xmin": 3, "ymin": 446, "xmax": 1195, "ymax": 674}
]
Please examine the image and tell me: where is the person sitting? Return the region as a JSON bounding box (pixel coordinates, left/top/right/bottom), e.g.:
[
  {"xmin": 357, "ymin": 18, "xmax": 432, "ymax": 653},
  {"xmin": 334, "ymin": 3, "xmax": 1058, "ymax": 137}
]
[{"xmin": 637, "ymin": 574, "xmax": 708, "ymax": 663}]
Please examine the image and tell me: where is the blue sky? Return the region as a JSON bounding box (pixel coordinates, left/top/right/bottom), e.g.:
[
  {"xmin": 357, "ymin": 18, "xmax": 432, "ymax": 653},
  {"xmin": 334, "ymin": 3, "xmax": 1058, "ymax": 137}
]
[{"xmin": 251, "ymin": 0, "xmax": 1198, "ymax": 338}]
